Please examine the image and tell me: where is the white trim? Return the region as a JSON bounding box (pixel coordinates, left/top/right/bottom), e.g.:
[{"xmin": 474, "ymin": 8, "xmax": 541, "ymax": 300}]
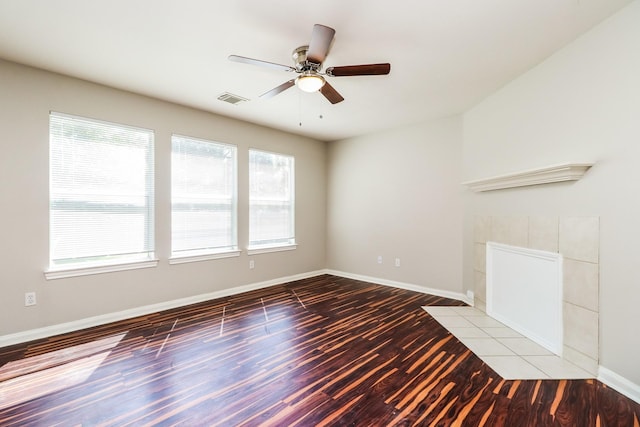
[
  {"xmin": 324, "ymin": 269, "xmax": 472, "ymax": 305},
  {"xmin": 466, "ymin": 290, "xmax": 475, "ymax": 301},
  {"xmin": 598, "ymin": 366, "xmax": 640, "ymax": 404},
  {"xmin": 487, "ymin": 241, "xmax": 561, "ymax": 262},
  {"xmin": 463, "ymin": 162, "xmax": 594, "ymax": 192},
  {"xmin": 4, "ymin": 269, "xmax": 469, "ymax": 348},
  {"xmin": 51, "ymin": 110, "xmax": 155, "ymax": 133},
  {"xmin": 13, "ymin": 266, "xmax": 640, "ymax": 407},
  {"xmin": 247, "ymin": 244, "xmax": 297, "ymax": 255},
  {"xmin": 1, "ymin": 270, "xmax": 325, "ymax": 348},
  {"xmin": 169, "ymin": 250, "xmax": 241, "ymax": 265},
  {"xmin": 45, "ymin": 259, "xmax": 159, "ymax": 280}
]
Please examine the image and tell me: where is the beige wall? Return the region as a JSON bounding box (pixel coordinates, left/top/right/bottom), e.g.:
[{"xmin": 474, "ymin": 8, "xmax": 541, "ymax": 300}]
[
  {"xmin": 2, "ymin": 0, "xmax": 639, "ymax": 395},
  {"xmin": 326, "ymin": 118, "xmax": 464, "ymax": 294},
  {"xmin": 0, "ymin": 59, "xmax": 326, "ymax": 336},
  {"xmin": 462, "ymin": 1, "xmax": 640, "ymax": 385}
]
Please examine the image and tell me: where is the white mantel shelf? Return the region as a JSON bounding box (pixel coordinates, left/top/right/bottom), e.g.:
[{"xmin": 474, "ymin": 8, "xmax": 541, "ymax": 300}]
[{"xmin": 463, "ymin": 162, "xmax": 594, "ymax": 192}]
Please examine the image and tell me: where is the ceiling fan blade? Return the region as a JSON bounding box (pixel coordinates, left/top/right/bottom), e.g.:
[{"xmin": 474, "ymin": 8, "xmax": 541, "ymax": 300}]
[
  {"xmin": 319, "ymin": 81, "xmax": 344, "ymax": 104},
  {"xmin": 307, "ymin": 24, "xmax": 335, "ymax": 64},
  {"xmin": 260, "ymin": 79, "xmax": 296, "ymax": 99},
  {"xmin": 228, "ymin": 55, "xmax": 295, "ymax": 72},
  {"xmin": 326, "ymin": 63, "xmax": 391, "ymax": 77}
]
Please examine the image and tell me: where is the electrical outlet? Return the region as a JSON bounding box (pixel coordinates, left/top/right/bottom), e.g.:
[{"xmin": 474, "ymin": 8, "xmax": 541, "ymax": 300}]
[
  {"xmin": 395, "ymin": 258, "xmax": 401, "ymax": 267},
  {"xmin": 25, "ymin": 292, "xmax": 36, "ymax": 306},
  {"xmin": 377, "ymin": 255, "xmax": 383, "ymax": 264},
  {"xmin": 249, "ymin": 259, "xmax": 255, "ymax": 269}
]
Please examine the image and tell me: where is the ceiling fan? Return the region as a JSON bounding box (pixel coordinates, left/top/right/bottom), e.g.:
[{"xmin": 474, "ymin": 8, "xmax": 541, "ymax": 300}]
[{"xmin": 228, "ymin": 24, "xmax": 391, "ymax": 104}]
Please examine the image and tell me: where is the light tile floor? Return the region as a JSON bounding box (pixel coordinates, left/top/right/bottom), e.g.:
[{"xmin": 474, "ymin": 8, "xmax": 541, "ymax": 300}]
[{"xmin": 422, "ymin": 306, "xmax": 593, "ymax": 380}]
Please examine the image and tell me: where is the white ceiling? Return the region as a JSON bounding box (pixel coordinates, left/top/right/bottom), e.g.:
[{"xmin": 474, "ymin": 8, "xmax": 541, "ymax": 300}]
[{"xmin": 0, "ymin": 0, "xmax": 632, "ymax": 141}]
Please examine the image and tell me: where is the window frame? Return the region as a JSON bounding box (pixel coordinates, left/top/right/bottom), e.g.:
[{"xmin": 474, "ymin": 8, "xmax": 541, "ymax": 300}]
[
  {"xmin": 248, "ymin": 148, "xmax": 296, "ymax": 254},
  {"xmin": 169, "ymin": 134, "xmax": 239, "ymax": 264},
  {"xmin": 45, "ymin": 112, "xmax": 157, "ymax": 279}
]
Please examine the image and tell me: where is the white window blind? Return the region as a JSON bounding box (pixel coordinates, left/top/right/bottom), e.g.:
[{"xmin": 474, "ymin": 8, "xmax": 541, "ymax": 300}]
[
  {"xmin": 249, "ymin": 150, "xmax": 295, "ymax": 248},
  {"xmin": 171, "ymin": 135, "xmax": 237, "ymax": 257},
  {"xmin": 49, "ymin": 113, "xmax": 155, "ymax": 269}
]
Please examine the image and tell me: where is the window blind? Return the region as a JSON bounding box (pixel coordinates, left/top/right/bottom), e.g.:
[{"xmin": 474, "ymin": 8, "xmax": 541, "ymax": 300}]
[
  {"xmin": 49, "ymin": 113, "xmax": 154, "ymax": 268},
  {"xmin": 171, "ymin": 135, "xmax": 237, "ymax": 257},
  {"xmin": 249, "ymin": 150, "xmax": 295, "ymax": 248}
]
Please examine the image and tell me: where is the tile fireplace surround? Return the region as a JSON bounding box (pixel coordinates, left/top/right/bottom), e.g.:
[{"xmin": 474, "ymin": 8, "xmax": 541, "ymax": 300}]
[{"xmin": 473, "ymin": 216, "xmax": 600, "ymax": 375}]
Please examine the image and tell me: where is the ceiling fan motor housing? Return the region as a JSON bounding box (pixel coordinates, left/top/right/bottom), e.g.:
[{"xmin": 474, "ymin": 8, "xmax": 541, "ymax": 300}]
[{"xmin": 292, "ymin": 46, "xmax": 321, "ymax": 73}]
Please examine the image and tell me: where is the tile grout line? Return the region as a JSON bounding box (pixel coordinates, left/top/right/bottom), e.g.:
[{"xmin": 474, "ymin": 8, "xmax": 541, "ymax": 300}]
[
  {"xmin": 155, "ymin": 318, "xmax": 178, "ymax": 359},
  {"xmin": 291, "ymin": 289, "xmax": 307, "ymax": 310},
  {"xmin": 219, "ymin": 306, "xmax": 226, "ymax": 337},
  {"xmin": 261, "ymin": 298, "xmax": 270, "ymax": 335}
]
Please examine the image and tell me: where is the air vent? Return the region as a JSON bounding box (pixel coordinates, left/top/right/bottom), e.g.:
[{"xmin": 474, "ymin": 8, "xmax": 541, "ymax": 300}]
[{"xmin": 217, "ymin": 92, "xmax": 249, "ymax": 105}]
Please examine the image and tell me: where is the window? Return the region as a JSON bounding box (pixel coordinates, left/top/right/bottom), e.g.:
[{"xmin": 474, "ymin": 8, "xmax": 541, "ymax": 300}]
[
  {"xmin": 171, "ymin": 135, "xmax": 237, "ymax": 261},
  {"xmin": 249, "ymin": 150, "xmax": 295, "ymax": 252},
  {"xmin": 48, "ymin": 113, "xmax": 155, "ymax": 274}
]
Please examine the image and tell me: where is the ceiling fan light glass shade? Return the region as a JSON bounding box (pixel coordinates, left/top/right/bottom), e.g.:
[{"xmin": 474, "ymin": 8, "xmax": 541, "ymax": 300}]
[{"xmin": 296, "ymin": 74, "xmax": 325, "ymax": 92}]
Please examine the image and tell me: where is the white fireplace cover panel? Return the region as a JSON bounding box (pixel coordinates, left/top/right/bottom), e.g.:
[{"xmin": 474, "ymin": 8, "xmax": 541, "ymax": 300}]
[{"xmin": 486, "ymin": 242, "xmax": 563, "ymax": 355}]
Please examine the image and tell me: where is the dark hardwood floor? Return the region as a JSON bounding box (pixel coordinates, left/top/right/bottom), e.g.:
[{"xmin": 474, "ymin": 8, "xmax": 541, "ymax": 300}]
[{"xmin": 0, "ymin": 274, "xmax": 638, "ymax": 426}]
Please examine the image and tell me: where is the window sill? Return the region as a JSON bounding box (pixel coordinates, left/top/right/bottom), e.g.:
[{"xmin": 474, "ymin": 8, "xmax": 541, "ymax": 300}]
[
  {"xmin": 45, "ymin": 259, "xmax": 159, "ymax": 280},
  {"xmin": 169, "ymin": 250, "xmax": 241, "ymax": 265},
  {"xmin": 247, "ymin": 244, "xmax": 297, "ymax": 255}
]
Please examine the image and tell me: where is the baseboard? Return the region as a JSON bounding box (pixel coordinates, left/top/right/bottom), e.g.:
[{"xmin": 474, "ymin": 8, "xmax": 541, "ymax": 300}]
[
  {"xmin": 598, "ymin": 366, "xmax": 640, "ymax": 404},
  {"xmin": 6, "ymin": 268, "xmax": 638, "ymax": 406},
  {"xmin": 4, "ymin": 267, "xmax": 640, "ymax": 410},
  {"xmin": 327, "ymin": 268, "xmax": 640, "ymax": 405},
  {"xmin": 324, "ymin": 269, "xmax": 472, "ymax": 305},
  {"xmin": 0, "ymin": 270, "xmax": 326, "ymax": 348},
  {"xmin": 0, "ymin": 269, "xmax": 472, "ymax": 348}
]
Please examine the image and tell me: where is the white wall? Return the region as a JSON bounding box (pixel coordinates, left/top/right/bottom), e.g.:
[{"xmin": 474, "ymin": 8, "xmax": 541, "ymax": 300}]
[
  {"xmin": 327, "ymin": 117, "xmax": 464, "ymax": 294},
  {"xmin": 0, "ymin": 59, "xmax": 326, "ymax": 337},
  {"xmin": 463, "ymin": 1, "xmax": 640, "ymax": 385}
]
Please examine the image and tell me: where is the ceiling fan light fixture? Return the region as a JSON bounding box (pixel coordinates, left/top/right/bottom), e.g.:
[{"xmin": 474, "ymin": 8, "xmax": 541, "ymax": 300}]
[{"xmin": 296, "ymin": 73, "xmax": 325, "ymax": 92}]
